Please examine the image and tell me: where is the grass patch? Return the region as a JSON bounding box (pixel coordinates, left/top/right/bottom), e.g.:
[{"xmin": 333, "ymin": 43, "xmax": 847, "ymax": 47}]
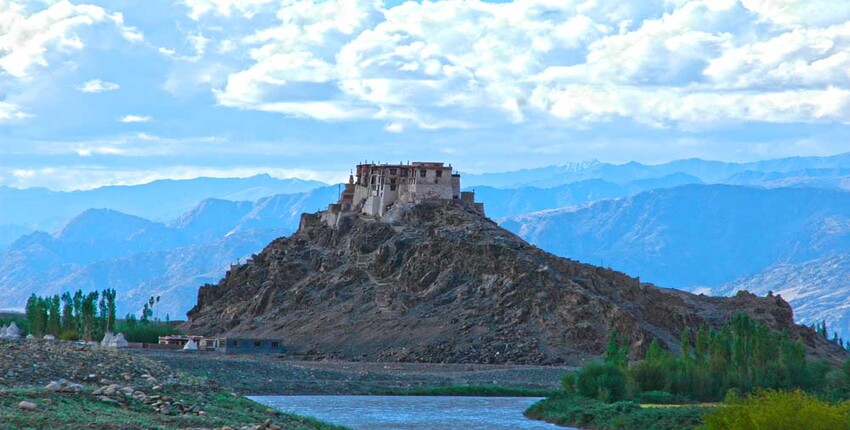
[
  {"xmin": 383, "ymin": 385, "xmax": 560, "ymax": 397},
  {"xmin": 0, "ymin": 387, "xmax": 347, "ymax": 430},
  {"xmin": 524, "ymin": 393, "xmax": 709, "ymax": 430}
]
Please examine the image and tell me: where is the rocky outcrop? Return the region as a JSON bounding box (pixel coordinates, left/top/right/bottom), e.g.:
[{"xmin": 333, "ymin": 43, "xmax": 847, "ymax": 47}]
[{"xmin": 186, "ymin": 201, "xmax": 848, "ymax": 364}]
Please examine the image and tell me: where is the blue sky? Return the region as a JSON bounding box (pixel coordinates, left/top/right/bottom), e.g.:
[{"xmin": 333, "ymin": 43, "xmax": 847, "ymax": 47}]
[{"xmin": 1, "ymin": 0, "xmax": 850, "ymax": 190}]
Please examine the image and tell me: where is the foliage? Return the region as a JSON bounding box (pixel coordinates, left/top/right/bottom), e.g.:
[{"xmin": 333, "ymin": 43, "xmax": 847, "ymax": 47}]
[
  {"xmin": 701, "ymin": 390, "xmax": 850, "ymax": 430},
  {"xmin": 525, "ymin": 392, "xmax": 706, "ymax": 430},
  {"xmin": 114, "ymin": 320, "xmax": 181, "ymax": 344},
  {"xmin": 58, "ymin": 330, "xmax": 79, "ymax": 341},
  {"xmin": 25, "ymin": 289, "xmax": 118, "ymax": 340},
  {"xmin": 576, "ymin": 362, "xmax": 628, "ymax": 403},
  {"xmin": 634, "ymin": 391, "xmax": 678, "ymax": 405}
]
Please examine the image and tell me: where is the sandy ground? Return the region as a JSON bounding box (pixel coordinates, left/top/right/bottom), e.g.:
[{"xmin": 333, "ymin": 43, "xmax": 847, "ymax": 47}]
[{"xmin": 138, "ymin": 350, "xmax": 578, "ymax": 395}]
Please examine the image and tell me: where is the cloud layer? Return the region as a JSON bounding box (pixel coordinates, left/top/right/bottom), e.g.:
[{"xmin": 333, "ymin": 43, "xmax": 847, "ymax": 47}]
[
  {"xmin": 2, "ymin": 0, "xmax": 850, "ymax": 190},
  {"xmin": 187, "ymin": 0, "xmax": 850, "ymax": 130}
]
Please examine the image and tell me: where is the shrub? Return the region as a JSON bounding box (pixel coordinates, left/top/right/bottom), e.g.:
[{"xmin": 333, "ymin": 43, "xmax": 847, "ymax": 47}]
[
  {"xmin": 59, "ymin": 330, "xmax": 79, "ymax": 341},
  {"xmin": 631, "ymin": 360, "xmax": 670, "ymax": 393},
  {"xmin": 576, "ymin": 362, "xmax": 628, "ymax": 403},
  {"xmin": 114, "ymin": 322, "xmax": 181, "ymax": 343},
  {"xmin": 701, "ymin": 390, "xmax": 850, "ymax": 430},
  {"xmin": 635, "ymin": 391, "xmax": 677, "ymax": 405},
  {"xmin": 561, "ymin": 372, "xmax": 576, "ymax": 392}
]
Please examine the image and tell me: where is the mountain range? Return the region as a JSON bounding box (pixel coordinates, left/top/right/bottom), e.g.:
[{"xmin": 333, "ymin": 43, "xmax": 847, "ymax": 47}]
[
  {"xmin": 3, "ymin": 152, "xmax": 850, "ymax": 337},
  {"xmin": 0, "ymin": 187, "xmax": 338, "ymax": 319},
  {"xmin": 0, "ymin": 174, "xmax": 328, "ymax": 235}
]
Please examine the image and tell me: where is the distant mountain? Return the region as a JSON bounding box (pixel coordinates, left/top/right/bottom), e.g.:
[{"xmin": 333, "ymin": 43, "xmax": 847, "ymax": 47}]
[
  {"xmin": 0, "ymin": 224, "xmax": 33, "ymax": 250},
  {"xmin": 713, "ymin": 254, "xmax": 850, "ymax": 340},
  {"xmin": 0, "ymin": 174, "xmax": 328, "ymax": 233},
  {"xmin": 0, "ymin": 187, "xmax": 338, "ymax": 318},
  {"xmin": 471, "ymin": 174, "xmax": 702, "ymax": 219},
  {"xmin": 502, "ymin": 185, "xmax": 850, "ymax": 289},
  {"xmin": 463, "ymin": 152, "xmax": 850, "ymax": 189}
]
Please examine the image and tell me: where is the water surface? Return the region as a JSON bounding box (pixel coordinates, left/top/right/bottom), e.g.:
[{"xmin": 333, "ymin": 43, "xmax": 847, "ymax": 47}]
[{"xmin": 249, "ymin": 395, "xmax": 571, "ymax": 430}]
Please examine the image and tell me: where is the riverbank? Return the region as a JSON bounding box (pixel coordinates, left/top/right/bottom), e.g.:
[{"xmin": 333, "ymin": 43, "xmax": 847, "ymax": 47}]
[
  {"xmin": 0, "ymin": 340, "xmax": 344, "ymax": 430},
  {"xmin": 524, "ymin": 394, "xmax": 708, "ymax": 430}
]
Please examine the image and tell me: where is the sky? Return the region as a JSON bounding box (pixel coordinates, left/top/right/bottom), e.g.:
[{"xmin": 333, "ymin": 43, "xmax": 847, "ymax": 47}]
[{"xmin": 1, "ymin": 0, "xmax": 850, "ymax": 190}]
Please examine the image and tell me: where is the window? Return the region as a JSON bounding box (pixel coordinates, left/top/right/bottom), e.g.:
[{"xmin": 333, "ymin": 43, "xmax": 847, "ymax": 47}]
[
  {"xmin": 390, "ymin": 185, "xmax": 397, "ymax": 191},
  {"xmin": 390, "ymin": 169, "xmax": 397, "ymax": 175},
  {"xmin": 230, "ymin": 340, "xmax": 237, "ymax": 346},
  {"xmin": 271, "ymin": 342, "xmax": 280, "ymax": 348},
  {"xmin": 371, "ymin": 176, "xmax": 376, "ymax": 184},
  {"xmin": 436, "ymin": 170, "xmax": 443, "ymax": 178},
  {"xmin": 254, "ymin": 341, "xmax": 261, "ymax": 347},
  {"xmin": 420, "ymin": 170, "xmax": 426, "ymax": 177}
]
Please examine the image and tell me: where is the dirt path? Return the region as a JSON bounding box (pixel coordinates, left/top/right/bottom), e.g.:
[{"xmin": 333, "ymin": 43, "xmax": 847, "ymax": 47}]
[{"xmin": 139, "ymin": 350, "xmax": 577, "ymax": 395}]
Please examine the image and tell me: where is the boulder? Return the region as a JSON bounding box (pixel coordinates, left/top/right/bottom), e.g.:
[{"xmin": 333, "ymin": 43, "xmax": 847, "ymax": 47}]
[
  {"xmin": 18, "ymin": 401, "xmax": 37, "ymax": 411},
  {"xmin": 43, "ymin": 334, "xmax": 55, "ymax": 341}
]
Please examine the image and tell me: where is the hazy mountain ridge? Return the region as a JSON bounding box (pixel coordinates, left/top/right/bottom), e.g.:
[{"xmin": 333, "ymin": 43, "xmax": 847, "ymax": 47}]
[
  {"xmin": 0, "ymin": 174, "xmax": 328, "ymax": 233},
  {"xmin": 463, "ymin": 152, "xmax": 850, "ymax": 189},
  {"xmin": 502, "ymin": 184, "xmax": 850, "ymax": 289},
  {"xmin": 0, "ymin": 187, "xmax": 340, "ymax": 318}
]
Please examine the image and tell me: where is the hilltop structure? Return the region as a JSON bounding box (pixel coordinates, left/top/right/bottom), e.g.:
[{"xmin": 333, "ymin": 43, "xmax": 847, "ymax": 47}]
[{"xmin": 329, "ymin": 161, "xmax": 484, "ymax": 218}]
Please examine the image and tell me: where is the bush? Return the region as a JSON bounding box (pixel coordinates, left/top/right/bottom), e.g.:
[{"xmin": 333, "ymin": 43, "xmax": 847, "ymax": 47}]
[
  {"xmin": 525, "ymin": 393, "xmax": 706, "ymax": 430},
  {"xmin": 59, "ymin": 330, "xmax": 79, "ymax": 341},
  {"xmin": 114, "ymin": 322, "xmax": 181, "ymax": 343},
  {"xmin": 576, "ymin": 362, "xmax": 628, "ymax": 403},
  {"xmin": 561, "ymin": 372, "xmax": 576, "ymax": 392},
  {"xmin": 631, "ymin": 360, "xmax": 670, "ymax": 393},
  {"xmin": 635, "ymin": 391, "xmax": 677, "ymax": 404},
  {"xmin": 701, "ymin": 390, "xmax": 850, "ymax": 430}
]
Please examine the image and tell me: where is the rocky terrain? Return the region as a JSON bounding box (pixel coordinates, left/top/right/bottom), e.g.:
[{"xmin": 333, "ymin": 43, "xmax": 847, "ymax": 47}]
[
  {"xmin": 0, "ymin": 340, "xmax": 340, "ymax": 430},
  {"xmin": 186, "ymin": 201, "xmax": 848, "ymax": 365}
]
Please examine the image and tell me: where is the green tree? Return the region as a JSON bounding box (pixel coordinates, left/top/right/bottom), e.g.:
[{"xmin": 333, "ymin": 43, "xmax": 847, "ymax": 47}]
[{"xmin": 60, "ymin": 292, "xmax": 74, "ymax": 333}]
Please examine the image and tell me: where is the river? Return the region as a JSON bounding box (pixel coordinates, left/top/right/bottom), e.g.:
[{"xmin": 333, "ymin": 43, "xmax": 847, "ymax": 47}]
[{"xmin": 249, "ymin": 395, "xmax": 573, "ymax": 430}]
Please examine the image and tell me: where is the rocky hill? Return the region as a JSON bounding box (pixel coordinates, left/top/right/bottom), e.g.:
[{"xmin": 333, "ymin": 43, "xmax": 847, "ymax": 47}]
[
  {"xmin": 185, "ymin": 201, "xmax": 846, "ymax": 364},
  {"xmin": 714, "ymin": 254, "xmax": 850, "ymax": 337}
]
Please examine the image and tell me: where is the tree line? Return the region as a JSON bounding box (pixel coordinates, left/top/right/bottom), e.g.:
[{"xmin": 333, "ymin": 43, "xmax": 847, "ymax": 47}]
[
  {"xmin": 25, "ymin": 289, "xmax": 117, "ymax": 341},
  {"xmin": 567, "ymin": 314, "xmax": 850, "ymax": 404}
]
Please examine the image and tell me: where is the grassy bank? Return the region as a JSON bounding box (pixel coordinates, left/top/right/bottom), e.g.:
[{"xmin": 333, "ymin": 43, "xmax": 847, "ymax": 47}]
[
  {"xmin": 524, "ymin": 393, "xmax": 708, "ymax": 430},
  {"xmin": 0, "ymin": 385, "xmax": 345, "ymax": 430},
  {"xmin": 383, "ymin": 384, "xmax": 560, "ymax": 397}
]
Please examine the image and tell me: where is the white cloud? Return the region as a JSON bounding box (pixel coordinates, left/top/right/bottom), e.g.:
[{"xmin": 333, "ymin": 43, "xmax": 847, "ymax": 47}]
[
  {"xmin": 193, "ymin": 0, "xmax": 850, "ymax": 130},
  {"xmin": 0, "ymin": 1, "xmax": 142, "ymax": 79},
  {"xmin": 183, "ymin": 0, "xmax": 275, "ymax": 20},
  {"xmin": 119, "ymin": 115, "xmax": 152, "ymax": 123},
  {"xmin": 0, "ymin": 101, "xmax": 30, "ymax": 121},
  {"xmin": 77, "ymin": 79, "xmax": 120, "ymax": 93}
]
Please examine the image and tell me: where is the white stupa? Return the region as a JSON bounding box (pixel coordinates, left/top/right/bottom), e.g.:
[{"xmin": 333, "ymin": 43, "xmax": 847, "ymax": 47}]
[
  {"xmin": 107, "ymin": 333, "xmax": 129, "ymax": 348},
  {"xmin": 101, "ymin": 331, "xmax": 114, "ymax": 347},
  {"xmin": 5, "ymin": 322, "xmax": 21, "ymax": 339},
  {"xmin": 183, "ymin": 338, "xmax": 198, "ymax": 351}
]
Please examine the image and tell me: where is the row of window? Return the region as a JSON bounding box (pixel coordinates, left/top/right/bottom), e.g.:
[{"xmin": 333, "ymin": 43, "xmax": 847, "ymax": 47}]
[{"xmin": 225, "ymin": 340, "xmax": 281, "ymax": 348}]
